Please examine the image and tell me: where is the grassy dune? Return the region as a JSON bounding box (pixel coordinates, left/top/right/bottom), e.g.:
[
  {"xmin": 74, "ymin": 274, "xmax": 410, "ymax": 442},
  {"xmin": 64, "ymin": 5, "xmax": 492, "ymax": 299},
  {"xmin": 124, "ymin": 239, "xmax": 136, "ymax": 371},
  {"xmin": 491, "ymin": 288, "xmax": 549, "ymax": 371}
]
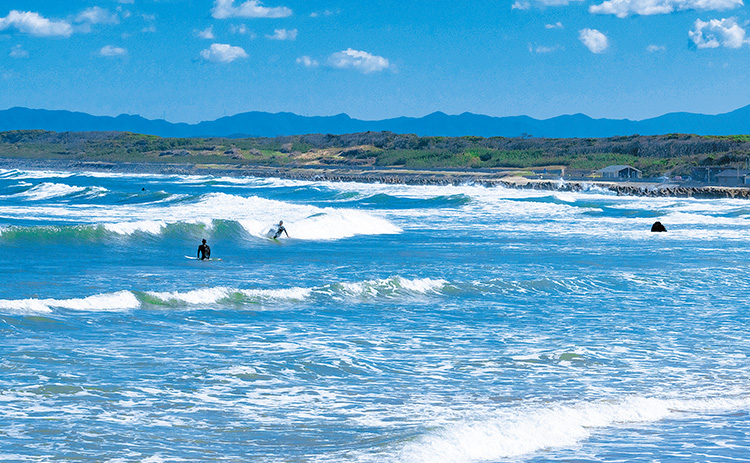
[{"xmin": 2, "ymin": 130, "xmax": 749, "ymax": 178}]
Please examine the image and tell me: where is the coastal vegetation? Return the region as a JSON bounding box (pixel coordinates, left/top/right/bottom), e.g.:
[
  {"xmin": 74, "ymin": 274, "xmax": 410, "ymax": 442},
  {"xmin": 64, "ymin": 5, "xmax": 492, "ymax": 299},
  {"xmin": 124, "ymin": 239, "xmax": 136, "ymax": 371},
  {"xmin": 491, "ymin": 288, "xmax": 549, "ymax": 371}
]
[{"xmin": 2, "ymin": 130, "xmax": 750, "ymax": 178}]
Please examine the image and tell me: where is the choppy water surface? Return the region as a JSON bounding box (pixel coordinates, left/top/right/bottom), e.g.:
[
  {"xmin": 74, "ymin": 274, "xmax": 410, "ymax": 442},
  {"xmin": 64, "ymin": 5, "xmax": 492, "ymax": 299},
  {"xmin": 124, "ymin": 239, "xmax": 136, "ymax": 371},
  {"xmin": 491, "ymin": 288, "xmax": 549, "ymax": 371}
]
[{"xmin": 1, "ymin": 169, "xmax": 749, "ymax": 462}]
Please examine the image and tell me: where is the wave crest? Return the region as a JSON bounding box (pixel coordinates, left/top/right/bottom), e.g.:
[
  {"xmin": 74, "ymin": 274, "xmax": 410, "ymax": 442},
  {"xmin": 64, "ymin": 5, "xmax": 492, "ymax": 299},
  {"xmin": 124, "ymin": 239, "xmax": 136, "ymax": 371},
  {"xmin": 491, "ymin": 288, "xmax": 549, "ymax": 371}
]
[
  {"xmin": 0, "ymin": 277, "xmax": 448, "ymax": 315},
  {"xmin": 396, "ymin": 395, "xmax": 750, "ymax": 463},
  {"xmin": 0, "ymin": 291, "xmax": 140, "ymax": 315},
  {"xmin": 329, "ymin": 276, "xmax": 449, "ymax": 299},
  {"xmin": 11, "ymin": 182, "xmax": 107, "ymax": 200}
]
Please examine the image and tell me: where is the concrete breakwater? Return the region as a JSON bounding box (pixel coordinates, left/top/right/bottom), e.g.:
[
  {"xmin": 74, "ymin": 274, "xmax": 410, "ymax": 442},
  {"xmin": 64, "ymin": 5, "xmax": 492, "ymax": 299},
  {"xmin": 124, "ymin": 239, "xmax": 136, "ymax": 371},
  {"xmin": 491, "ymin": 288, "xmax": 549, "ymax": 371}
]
[
  {"xmin": 263, "ymin": 168, "xmax": 750, "ymax": 199},
  {"xmin": 2, "ymin": 157, "xmax": 750, "ymax": 199},
  {"xmin": 519, "ymin": 179, "xmax": 750, "ymax": 199},
  {"xmin": 223, "ymin": 166, "xmax": 750, "ymax": 199}
]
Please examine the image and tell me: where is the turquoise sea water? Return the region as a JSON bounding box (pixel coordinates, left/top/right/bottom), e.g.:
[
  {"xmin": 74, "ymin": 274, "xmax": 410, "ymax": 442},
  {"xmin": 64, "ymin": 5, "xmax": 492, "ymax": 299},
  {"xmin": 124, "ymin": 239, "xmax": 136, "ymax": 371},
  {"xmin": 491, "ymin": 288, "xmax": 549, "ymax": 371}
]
[{"xmin": 1, "ymin": 168, "xmax": 749, "ymax": 462}]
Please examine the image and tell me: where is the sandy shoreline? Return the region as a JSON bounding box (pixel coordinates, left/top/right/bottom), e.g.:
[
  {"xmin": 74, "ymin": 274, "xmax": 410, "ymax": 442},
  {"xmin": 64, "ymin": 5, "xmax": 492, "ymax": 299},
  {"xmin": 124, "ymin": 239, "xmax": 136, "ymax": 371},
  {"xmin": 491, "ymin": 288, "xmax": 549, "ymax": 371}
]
[{"xmin": 2, "ymin": 157, "xmax": 750, "ymax": 199}]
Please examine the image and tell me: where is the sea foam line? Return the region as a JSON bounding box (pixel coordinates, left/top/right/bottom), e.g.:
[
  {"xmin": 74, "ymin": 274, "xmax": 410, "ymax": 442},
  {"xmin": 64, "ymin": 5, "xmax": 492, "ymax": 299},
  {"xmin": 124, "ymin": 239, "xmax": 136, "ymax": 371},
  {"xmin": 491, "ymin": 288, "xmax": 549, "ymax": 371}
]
[
  {"xmin": 395, "ymin": 395, "xmax": 750, "ymax": 463},
  {"xmin": 9, "ymin": 182, "xmax": 90, "ymax": 200},
  {"xmin": 331, "ymin": 276, "xmax": 449, "ymax": 298},
  {"xmin": 0, "ymin": 291, "xmax": 140, "ymax": 314},
  {"xmin": 0, "ymin": 277, "xmax": 449, "ymax": 315},
  {"xmin": 143, "ymin": 276, "xmax": 445, "ymax": 305}
]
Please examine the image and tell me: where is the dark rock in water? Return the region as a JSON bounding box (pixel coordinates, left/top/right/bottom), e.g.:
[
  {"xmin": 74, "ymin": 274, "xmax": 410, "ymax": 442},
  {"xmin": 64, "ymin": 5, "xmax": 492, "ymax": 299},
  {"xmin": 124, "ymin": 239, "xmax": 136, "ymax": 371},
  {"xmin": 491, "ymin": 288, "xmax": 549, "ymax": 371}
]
[{"xmin": 651, "ymin": 221, "xmax": 667, "ymax": 232}]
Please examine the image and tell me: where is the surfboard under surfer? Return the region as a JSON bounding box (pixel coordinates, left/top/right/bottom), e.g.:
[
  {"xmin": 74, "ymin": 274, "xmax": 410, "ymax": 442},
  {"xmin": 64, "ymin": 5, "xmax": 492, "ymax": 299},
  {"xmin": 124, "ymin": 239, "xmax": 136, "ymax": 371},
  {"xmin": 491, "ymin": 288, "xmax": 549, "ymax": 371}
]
[{"xmin": 197, "ymin": 238, "xmax": 211, "ymax": 260}]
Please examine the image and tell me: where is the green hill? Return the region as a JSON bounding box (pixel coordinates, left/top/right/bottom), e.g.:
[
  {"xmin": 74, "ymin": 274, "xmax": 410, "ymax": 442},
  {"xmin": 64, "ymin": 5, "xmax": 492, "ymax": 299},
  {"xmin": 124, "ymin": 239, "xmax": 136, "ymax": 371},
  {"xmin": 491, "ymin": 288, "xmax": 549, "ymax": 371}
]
[{"xmin": 2, "ymin": 130, "xmax": 750, "ymax": 178}]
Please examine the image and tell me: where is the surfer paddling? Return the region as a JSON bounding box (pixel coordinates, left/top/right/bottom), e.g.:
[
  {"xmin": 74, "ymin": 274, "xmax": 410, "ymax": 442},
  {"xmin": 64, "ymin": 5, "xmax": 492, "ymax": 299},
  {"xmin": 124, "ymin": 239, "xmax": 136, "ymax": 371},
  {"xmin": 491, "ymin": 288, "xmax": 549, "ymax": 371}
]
[
  {"xmin": 272, "ymin": 221, "xmax": 289, "ymax": 239},
  {"xmin": 197, "ymin": 238, "xmax": 211, "ymax": 260}
]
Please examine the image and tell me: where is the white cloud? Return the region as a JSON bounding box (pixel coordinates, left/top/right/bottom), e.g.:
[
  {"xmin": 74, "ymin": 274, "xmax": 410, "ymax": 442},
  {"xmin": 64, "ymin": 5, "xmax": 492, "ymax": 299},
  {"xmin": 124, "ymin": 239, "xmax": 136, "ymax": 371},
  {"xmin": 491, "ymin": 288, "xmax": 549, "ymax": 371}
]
[
  {"xmin": 545, "ymin": 22, "xmax": 564, "ymax": 29},
  {"xmin": 117, "ymin": 7, "xmax": 132, "ymax": 20},
  {"xmin": 296, "ymin": 55, "xmax": 319, "ymax": 67},
  {"xmin": 99, "ymin": 45, "xmax": 127, "ymax": 56},
  {"xmin": 267, "ymin": 28, "xmax": 297, "ymax": 40},
  {"xmin": 310, "ymin": 10, "xmax": 337, "ymax": 17},
  {"xmin": 197, "ymin": 26, "xmax": 215, "ymax": 39},
  {"xmin": 0, "ymin": 10, "xmax": 73, "ymax": 37},
  {"xmin": 646, "ymin": 44, "xmax": 666, "ymax": 51},
  {"xmin": 530, "ymin": 44, "xmax": 563, "ymax": 53},
  {"xmin": 200, "ymin": 43, "xmax": 249, "ymax": 63},
  {"xmin": 77, "ymin": 7, "xmax": 119, "ymax": 25},
  {"xmin": 513, "ymin": 0, "xmax": 583, "ymax": 9},
  {"xmin": 9, "ymin": 44, "xmax": 28, "ymax": 58},
  {"xmin": 211, "ymin": 0, "xmax": 292, "ymax": 19},
  {"xmin": 230, "ymin": 24, "xmax": 252, "ymax": 35},
  {"xmin": 512, "ymin": 1, "xmax": 532, "ymax": 9},
  {"xmin": 579, "ymin": 28, "xmax": 610, "ymax": 53},
  {"xmin": 689, "ymin": 17, "xmax": 749, "ymax": 48},
  {"xmin": 328, "ymin": 48, "xmax": 390, "ymax": 73},
  {"xmin": 590, "ymin": 0, "xmax": 742, "ymax": 18}
]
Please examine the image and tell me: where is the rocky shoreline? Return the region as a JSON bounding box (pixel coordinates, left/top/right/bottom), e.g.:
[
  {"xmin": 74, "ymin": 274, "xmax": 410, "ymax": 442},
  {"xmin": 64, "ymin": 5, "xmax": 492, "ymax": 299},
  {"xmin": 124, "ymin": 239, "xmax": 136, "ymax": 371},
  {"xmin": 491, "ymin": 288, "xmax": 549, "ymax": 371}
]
[{"xmin": 2, "ymin": 157, "xmax": 750, "ymax": 199}]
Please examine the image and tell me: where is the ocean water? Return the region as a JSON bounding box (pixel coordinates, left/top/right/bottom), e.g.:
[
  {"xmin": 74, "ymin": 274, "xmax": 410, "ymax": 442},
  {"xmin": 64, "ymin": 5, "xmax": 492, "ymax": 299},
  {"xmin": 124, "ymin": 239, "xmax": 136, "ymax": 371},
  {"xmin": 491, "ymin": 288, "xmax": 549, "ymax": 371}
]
[{"xmin": 1, "ymin": 168, "xmax": 749, "ymax": 462}]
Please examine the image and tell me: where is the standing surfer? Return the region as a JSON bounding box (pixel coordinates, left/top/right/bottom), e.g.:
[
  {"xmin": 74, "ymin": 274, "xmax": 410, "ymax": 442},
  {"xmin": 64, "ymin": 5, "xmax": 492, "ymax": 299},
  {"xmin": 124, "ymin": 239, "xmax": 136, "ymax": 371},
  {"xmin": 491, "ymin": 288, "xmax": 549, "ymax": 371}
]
[
  {"xmin": 197, "ymin": 238, "xmax": 211, "ymax": 260},
  {"xmin": 273, "ymin": 221, "xmax": 289, "ymax": 239}
]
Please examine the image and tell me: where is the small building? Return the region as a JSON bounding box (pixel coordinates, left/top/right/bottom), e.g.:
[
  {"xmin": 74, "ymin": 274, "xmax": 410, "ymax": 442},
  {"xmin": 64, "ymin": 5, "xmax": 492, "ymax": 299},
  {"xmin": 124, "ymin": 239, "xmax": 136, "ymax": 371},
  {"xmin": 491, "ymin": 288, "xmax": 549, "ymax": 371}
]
[
  {"xmin": 691, "ymin": 166, "xmax": 727, "ymax": 183},
  {"xmin": 715, "ymin": 169, "xmax": 750, "ymax": 187},
  {"xmin": 597, "ymin": 165, "xmax": 642, "ymax": 179}
]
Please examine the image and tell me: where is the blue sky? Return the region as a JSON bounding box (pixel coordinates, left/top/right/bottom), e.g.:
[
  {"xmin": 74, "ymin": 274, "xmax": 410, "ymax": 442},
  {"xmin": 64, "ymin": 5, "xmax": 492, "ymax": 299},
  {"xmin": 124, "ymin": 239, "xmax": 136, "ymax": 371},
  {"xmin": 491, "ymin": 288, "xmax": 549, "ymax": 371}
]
[{"xmin": 1, "ymin": 0, "xmax": 749, "ymax": 123}]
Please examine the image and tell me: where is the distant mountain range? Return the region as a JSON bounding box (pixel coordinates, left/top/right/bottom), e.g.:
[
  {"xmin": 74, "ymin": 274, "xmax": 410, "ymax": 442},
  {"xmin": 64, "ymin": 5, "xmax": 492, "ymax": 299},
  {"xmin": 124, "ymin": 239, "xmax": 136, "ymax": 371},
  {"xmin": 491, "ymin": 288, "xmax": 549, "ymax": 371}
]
[{"xmin": 1, "ymin": 105, "xmax": 750, "ymax": 139}]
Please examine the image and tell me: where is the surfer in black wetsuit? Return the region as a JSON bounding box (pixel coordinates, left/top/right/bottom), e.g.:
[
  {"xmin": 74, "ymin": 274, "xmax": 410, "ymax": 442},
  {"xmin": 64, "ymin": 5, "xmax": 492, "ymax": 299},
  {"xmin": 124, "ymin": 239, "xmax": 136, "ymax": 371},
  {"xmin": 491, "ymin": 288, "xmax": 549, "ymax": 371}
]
[
  {"xmin": 197, "ymin": 239, "xmax": 211, "ymax": 260},
  {"xmin": 651, "ymin": 221, "xmax": 667, "ymax": 232},
  {"xmin": 273, "ymin": 221, "xmax": 289, "ymax": 239}
]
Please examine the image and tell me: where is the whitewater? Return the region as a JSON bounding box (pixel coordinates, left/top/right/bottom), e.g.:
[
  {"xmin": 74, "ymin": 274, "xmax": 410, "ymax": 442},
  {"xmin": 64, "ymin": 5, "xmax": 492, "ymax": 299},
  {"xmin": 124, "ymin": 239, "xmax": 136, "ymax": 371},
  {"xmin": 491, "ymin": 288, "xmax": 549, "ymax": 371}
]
[{"xmin": 1, "ymin": 168, "xmax": 749, "ymax": 462}]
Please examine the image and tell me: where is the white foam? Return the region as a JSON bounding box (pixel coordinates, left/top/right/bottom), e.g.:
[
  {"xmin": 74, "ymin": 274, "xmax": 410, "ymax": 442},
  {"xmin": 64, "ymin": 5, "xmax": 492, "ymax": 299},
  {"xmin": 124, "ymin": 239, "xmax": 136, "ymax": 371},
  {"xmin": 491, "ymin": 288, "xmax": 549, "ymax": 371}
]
[
  {"xmin": 9, "ymin": 170, "xmax": 750, "ymax": 244},
  {"xmin": 141, "ymin": 277, "xmax": 443, "ymax": 307},
  {"xmin": 396, "ymin": 395, "xmax": 750, "ymax": 463},
  {"xmin": 201, "ymin": 191, "xmax": 403, "ymax": 240},
  {"xmin": 50, "ymin": 291, "xmax": 140, "ymax": 312},
  {"xmin": 0, "ymin": 277, "xmax": 443, "ymax": 315},
  {"xmin": 145, "ymin": 286, "xmax": 312, "ymax": 305},
  {"xmin": 13, "ymin": 182, "xmax": 87, "ymax": 200},
  {"xmin": 0, "ymin": 291, "xmax": 140, "ymax": 314},
  {"xmin": 78, "ymin": 171, "xmax": 168, "ymax": 179},
  {"xmin": 104, "ymin": 220, "xmax": 168, "ymax": 235},
  {"xmin": 2, "ymin": 188, "xmax": 401, "ymax": 239},
  {"xmin": 312, "ymin": 180, "xmax": 750, "ymax": 237},
  {"xmin": 336, "ymin": 276, "xmax": 448, "ymax": 298},
  {"xmin": 578, "ymin": 183, "xmax": 617, "ymax": 195},
  {"xmin": 0, "ymin": 298, "xmax": 53, "ymax": 314},
  {"xmin": 553, "ymin": 192, "xmax": 576, "ymax": 202},
  {"xmin": 0, "ymin": 169, "xmax": 75, "ymax": 179},
  {"xmin": 240, "ymin": 287, "xmax": 312, "ymax": 301},
  {"xmin": 210, "ymin": 365, "xmax": 259, "ymax": 376},
  {"xmin": 397, "ymin": 277, "xmax": 450, "ymax": 293},
  {"xmin": 663, "ymin": 211, "xmax": 750, "ymax": 226},
  {"xmin": 269, "ymin": 209, "xmax": 401, "ymax": 240},
  {"xmin": 146, "ymin": 287, "xmax": 233, "ymax": 305}
]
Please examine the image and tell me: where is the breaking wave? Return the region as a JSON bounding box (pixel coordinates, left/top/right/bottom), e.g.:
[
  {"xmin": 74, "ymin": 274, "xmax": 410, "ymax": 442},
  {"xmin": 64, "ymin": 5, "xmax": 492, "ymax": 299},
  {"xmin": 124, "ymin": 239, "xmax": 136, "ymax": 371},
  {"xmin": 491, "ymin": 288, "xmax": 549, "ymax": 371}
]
[
  {"xmin": 9, "ymin": 182, "xmax": 108, "ymax": 200},
  {"xmin": 385, "ymin": 395, "xmax": 750, "ymax": 463},
  {"xmin": 0, "ymin": 190, "xmax": 401, "ymax": 241},
  {"xmin": 0, "ymin": 291, "xmax": 140, "ymax": 315},
  {"xmin": 0, "ymin": 277, "xmax": 449, "ymax": 315}
]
